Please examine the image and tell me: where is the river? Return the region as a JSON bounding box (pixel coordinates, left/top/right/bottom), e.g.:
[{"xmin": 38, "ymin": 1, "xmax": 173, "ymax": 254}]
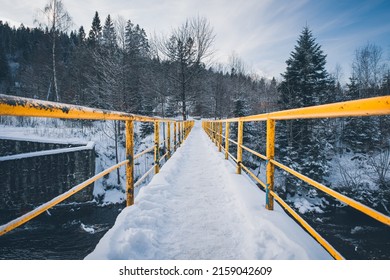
[
  {"xmin": 0, "ymin": 202, "xmax": 124, "ymax": 260},
  {"xmin": 0, "ymin": 202, "xmax": 388, "ymax": 260}
]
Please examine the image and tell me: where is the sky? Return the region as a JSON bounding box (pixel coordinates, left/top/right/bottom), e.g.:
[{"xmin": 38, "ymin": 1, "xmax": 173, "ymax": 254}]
[{"xmin": 1, "ymin": 0, "xmax": 389, "ymax": 83}]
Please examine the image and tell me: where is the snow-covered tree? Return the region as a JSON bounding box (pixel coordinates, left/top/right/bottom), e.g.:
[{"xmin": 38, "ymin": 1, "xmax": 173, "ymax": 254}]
[
  {"xmin": 102, "ymin": 15, "xmax": 117, "ymax": 50},
  {"xmin": 88, "ymin": 11, "xmax": 102, "ymax": 47},
  {"xmin": 278, "ymin": 26, "xmax": 333, "ymax": 197}
]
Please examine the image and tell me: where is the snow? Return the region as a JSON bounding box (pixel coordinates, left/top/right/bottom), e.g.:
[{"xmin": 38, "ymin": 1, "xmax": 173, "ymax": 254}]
[
  {"xmin": 0, "ymin": 118, "xmax": 156, "ymax": 204},
  {"xmin": 81, "ymin": 223, "xmax": 96, "ymax": 234},
  {"xmin": 0, "ymin": 141, "xmax": 95, "ymax": 161},
  {"xmin": 85, "ymin": 121, "xmax": 332, "ymax": 260},
  {"xmin": 0, "ymin": 134, "xmax": 89, "ymax": 145}
]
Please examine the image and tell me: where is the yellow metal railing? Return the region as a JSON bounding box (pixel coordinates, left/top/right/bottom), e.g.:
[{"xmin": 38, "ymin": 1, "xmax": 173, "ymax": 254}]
[
  {"xmin": 0, "ymin": 94, "xmax": 194, "ymax": 236},
  {"xmin": 202, "ymin": 95, "xmax": 390, "ymax": 260}
]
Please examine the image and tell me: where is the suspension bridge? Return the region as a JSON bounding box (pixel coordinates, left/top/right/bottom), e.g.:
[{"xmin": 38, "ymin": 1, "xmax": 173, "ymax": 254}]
[{"xmin": 0, "ymin": 94, "xmax": 389, "ymax": 260}]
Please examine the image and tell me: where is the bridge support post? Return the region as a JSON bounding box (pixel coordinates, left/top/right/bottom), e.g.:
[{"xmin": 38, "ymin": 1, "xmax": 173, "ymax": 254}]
[
  {"xmin": 181, "ymin": 122, "xmax": 183, "ymax": 143},
  {"xmin": 178, "ymin": 122, "xmax": 181, "ymax": 146},
  {"xmin": 225, "ymin": 122, "xmax": 229, "ymax": 159},
  {"xmin": 236, "ymin": 121, "xmax": 243, "ymax": 174},
  {"xmin": 184, "ymin": 121, "xmax": 188, "ymax": 140},
  {"xmin": 210, "ymin": 122, "xmax": 215, "ymax": 143},
  {"xmin": 173, "ymin": 122, "xmax": 177, "ymax": 151},
  {"xmin": 154, "ymin": 121, "xmax": 160, "ymax": 174},
  {"xmin": 218, "ymin": 122, "xmax": 223, "ymax": 152},
  {"xmin": 167, "ymin": 122, "xmax": 171, "ymax": 159},
  {"xmin": 266, "ymin": 119, "xmax": 275, "ymax": 210},
  {"xmin": 125, "ymin": 120, "xmax": 134, "ymax": 206}
]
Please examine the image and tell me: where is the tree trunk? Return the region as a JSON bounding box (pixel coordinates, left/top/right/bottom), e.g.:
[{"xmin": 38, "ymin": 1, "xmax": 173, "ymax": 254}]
[
  {"xmin": 181, "ymin": 63, "xmax": 187, "ymax": 120},
  {"xmin": 52, "ymin": 32, "xmax": 59, "ymax": 101},
  {"xmin": 52, "ymin": 2, "xmax": 59, "ymax": 102}
]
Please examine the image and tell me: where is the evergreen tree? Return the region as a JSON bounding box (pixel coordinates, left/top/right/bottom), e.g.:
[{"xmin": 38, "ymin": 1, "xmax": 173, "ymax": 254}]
[
  {"xmin": 0, "ymin": 45, "xmax": 9, "ymax": 82},
  {"xmin": 342, "ymin": 76, "xmax": 380, "ymax": 152},
  {"xmin": 229, "ymin": 98, "xmax": 258, "ymax": 169},
  {"xmin": 123, "ymin": 19, "xmax": 150, "ymax": 114},
  {"xmin": 102, "ymin": 15, "xmax": 116, "ymax": 49},
  {"xmin": 88, "ymin": 11, "xmax": 102, "ymax": 46},
  {"xmin": 278, "ymin": 27, "xmax": 333, "ymax": 197},
  {"xmin": 78, "ymin": 26, "xmax": 86, "ymax": 44}
]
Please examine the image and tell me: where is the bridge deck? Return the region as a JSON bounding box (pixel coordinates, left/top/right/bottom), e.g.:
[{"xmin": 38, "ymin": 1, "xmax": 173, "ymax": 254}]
[{"xmin": 86, "ymin": 122, "xmax": 332, "ymax": 260}]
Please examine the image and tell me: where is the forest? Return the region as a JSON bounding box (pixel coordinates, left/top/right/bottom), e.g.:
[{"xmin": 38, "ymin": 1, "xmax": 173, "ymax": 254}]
[{"xmin": 0, "ymin": 3, "xmax": 390, "ymax": 215}]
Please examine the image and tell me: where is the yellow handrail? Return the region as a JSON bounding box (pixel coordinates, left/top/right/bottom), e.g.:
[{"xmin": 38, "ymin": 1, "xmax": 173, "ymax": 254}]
[
  {"xmin": 0, "ymin": 94, "xmax": 195, "ymax": 235},
  {"xmin": 202, "ymin": 95, "xmax": 390, "ymax": 259}
]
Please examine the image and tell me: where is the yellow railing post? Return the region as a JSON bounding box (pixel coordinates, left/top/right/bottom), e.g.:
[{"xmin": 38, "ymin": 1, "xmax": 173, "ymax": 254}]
[
  {"xmin": 178, "ymin": 121, "xmax": 180, "ymax": 146},
  {"xmin": 154, "ymin": 121, "xmax": 160, "ymax": 174},
  {"xmin": 125, "ymin": 120, "xmax": 134, "ymax": 206},
  {"xmin": 266, "ymin": 119, "xmax": 275, "ymax": 210},
  {"xmin": 215, "ymin": 122, "xmax": 219, "ymax": 147},
  {"xmin": 184, "ymin": 121, "xmax": 186, "ymax": 140},
  {"xmin": 215, "ymin": 123, "xmax": 218, "ymax": 145},
  {"xmin": 185, "ymin": 121, "xmax": 188, "ymax": 140},
  {"xmin": 212, "ymin": 122, "xmax": 216, "ymax": 143},
  {"xmin": 167, "ymin": 122, "xmax": 171, "ymax": 159},
  {"xmin": 173, "ymin": 122, "xmax": 177, "ymax": 152},
  {"xmin": 218, "ymin": 122, "xmax": 223, "ymax": 152},
  {"xmin": 237, "ymin": 121, "xmax": 243, "ymax": 174},
  {"xmin": 179, "ymin": 122, "xmax": 182, "ymax": 144},
  {"xmin": 225, "ymin": 122, "xmax": 229, "ymax": 159}
]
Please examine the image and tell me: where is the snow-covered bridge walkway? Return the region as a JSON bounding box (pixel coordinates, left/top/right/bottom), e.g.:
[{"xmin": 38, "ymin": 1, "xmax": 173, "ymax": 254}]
[{"xmin": 86, "ymin": 122, "xmax": 331, "ymax": 260}]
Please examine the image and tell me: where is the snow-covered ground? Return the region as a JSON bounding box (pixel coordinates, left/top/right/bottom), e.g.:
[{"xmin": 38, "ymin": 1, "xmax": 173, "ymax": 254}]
[
  {"xmin": 85, "ymin": 121, "xmax": 332, "ymax": 260},
  {"xmin": 0, "ymin": 117, "xmax": 157, "ymax": 204}
]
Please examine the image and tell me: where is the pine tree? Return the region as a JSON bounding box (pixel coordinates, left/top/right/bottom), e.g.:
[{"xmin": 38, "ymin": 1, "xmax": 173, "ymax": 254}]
[
  {"xmin": 342, "ymin": 76, "xmax": 380, "ymax": 153},
  {"xmin": 123, "ymin": 19, "xmax": 150, "ymax": 114},
  {"xmin": 88, "ymin": 11, "xmax": 102, "ymax": 46},
  {"xmin": 78, "ymin": 26, "xmax": 86, "ymax": 44},
  {"xmin": 0, "ymin": 45, "xmax": 9, "ymax": 81},
  {"xmin": 102, "ymin": 15, "xmax": 116, "ymax": 49},
  {"xmin": 278, "ymin": 27, "xmax": 333, "ymax": 197}
]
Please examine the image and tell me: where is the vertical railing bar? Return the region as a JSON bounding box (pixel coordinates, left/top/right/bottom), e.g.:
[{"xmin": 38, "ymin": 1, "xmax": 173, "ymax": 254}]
[
  {"xmin": 125, "ymin": 120, "xmax": 134, "ymax": 206},
  {"xmin": 167, "ymin": 122, "xmax": 171, "ymax": 159},
  {"xmin": 266, "ymin": 118, "xmax": 275, "ymax": 210},
  {"xmin": 236, "ymin": 121, "xmax": 243, "ymax": 174},
  {"xmin": 225, "ymin": 122, "xmax": 230, "ymax": 160},
  {"xmin": 174, "ymin": 121, "xmax": 177, "ymax": 151},
  {"xmin": 154, "ymin": 121, "xmax": 160, "ymax": 174}
]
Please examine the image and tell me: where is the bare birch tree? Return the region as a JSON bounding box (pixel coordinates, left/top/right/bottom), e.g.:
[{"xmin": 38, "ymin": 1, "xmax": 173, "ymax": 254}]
[{"xmin": 35, "ymin": 0, "xmax": 72, "ymax": 102}]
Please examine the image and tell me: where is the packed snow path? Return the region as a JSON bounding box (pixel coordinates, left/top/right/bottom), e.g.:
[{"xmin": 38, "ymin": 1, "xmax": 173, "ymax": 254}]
[{"xmin": 86, "ymin": 122, "xmax": 332, "ymax": 260}]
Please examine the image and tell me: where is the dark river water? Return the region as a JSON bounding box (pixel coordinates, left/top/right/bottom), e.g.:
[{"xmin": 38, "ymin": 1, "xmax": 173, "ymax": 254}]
[
  {"xmin": 0, "ymin": 202, "xmax": 389, "ymax": 260},
  {"xmin": 0, "ymin": 202, "xmax": 124, "ymax": 260},
  {"xmin": 307, "ymin": 206, "xmax": 390, "ymax": 259}
]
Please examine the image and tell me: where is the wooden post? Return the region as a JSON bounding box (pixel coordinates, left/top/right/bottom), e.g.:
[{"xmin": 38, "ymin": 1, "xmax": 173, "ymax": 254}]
[
  {"xmin": 236, "ymin": 121, "xmax": 243, "ymax": 174},
  {"xmin": 125, "ymin": 120, "xmax": 134, "ymax": 206},
  {"xmin": 225, "ymin": 122, "xmax": 229, "ymax": 159},
  {"xmin": 154, "ymin": 121, "xmax": 160, "ymax": 174},
  {"xmin": 266, "ymin": 119, "xmax": 275, "ymax": 210},
  {"xmin": 167, "ymin": 122, "xmax": 171, "ymax": 159}
]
